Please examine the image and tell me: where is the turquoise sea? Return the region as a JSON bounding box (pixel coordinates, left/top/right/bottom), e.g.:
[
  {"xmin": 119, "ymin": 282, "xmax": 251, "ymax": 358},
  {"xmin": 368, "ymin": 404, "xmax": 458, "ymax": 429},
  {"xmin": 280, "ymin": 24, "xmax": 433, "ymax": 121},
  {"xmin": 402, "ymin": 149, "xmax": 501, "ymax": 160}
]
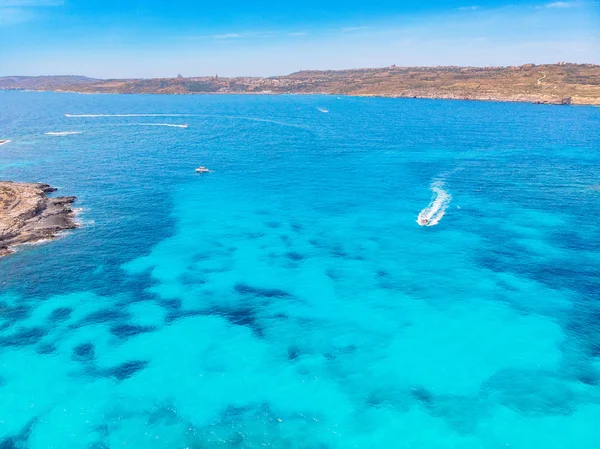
[{"xmin": 1, "ymin": 91, "xmax": 600, "ymax": 448}]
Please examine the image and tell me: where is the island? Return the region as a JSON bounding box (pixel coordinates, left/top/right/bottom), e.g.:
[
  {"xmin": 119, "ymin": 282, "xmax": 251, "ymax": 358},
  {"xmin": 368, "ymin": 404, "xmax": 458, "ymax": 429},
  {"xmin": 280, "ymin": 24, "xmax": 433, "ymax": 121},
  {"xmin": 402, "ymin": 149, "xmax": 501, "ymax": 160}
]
[
  {"xmin": 0, "ymin": 181, "xmax": 77, "ymax": 257},
  {"xmin": 1, "ymin": 63, "xmax": 599, "ymax": 105}
]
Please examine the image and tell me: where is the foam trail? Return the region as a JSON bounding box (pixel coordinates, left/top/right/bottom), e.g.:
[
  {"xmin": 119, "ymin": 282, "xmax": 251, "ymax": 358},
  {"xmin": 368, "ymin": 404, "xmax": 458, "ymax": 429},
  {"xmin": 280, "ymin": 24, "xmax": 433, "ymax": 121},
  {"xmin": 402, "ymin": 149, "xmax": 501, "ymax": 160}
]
[
  {"xmin": 230, "ymin": 116, "xmax": 310, "ymax": 131},
  {"xmin": 131, "ymin": 123, "xmax": 188, "ymax": 128},
  {"xmin": 66, "ymin": 113, "xmax": 306, "ymax": 130},
  {"xmin": 317, "ymin": 107, "xmax": 329, "ymax": 113},
  {"xmin": 45, "ymin": 131, "xmax": 82, "ymax": 136},
  {"xmin": 65, "ymin": 113, "xmax": 195, "ymax": 117},
  {"xmin": 417, "ymin": 181, "xmax": 452, "ymax": 226}
]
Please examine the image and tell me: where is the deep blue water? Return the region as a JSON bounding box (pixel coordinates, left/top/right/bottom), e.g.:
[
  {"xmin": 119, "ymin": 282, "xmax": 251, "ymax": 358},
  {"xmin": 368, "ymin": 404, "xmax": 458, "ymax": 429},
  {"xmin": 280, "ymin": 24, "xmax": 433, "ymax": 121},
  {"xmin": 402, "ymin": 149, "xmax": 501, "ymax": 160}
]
[{"xmin": 1, "ymin": 91, "xmax": 600, "ymax": 448}]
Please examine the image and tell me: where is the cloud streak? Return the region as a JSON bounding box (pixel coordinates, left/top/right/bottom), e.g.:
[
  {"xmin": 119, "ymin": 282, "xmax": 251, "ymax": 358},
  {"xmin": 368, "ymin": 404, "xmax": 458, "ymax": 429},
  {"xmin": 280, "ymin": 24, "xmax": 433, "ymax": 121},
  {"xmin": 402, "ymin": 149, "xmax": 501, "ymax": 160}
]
[
  {"xmin": 341, "ymin": 26, "xmax": 369, "ymax": 32},
  {"xmin": 193, "ymin": 30, "xmax": 302, "ymax": 40},
  {"xmin": 542, "ymin": 1, "xmax": 577, "ymax": 7},
  {"xmin": 212, "ymin": 33, "xmax": 242, "ymax": 39},
  {"xmin": 0, "ymin": 0, "xmax": 63, "ymax": 6},
  {"xmin": 0, "ymin": 0, "xmax": 62, "ymax": 26}
]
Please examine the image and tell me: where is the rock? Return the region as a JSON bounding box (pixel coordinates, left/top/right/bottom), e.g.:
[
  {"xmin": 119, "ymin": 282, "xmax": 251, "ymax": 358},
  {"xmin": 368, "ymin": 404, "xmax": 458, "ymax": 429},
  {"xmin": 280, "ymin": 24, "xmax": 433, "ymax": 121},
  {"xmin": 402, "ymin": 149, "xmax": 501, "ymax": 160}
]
[
  {"xmin": 560, "ymin": 96, "xmax": 572, "ymax": 105},
  {"xmin": 0, "ymin": 181, "xmax": 77, "ymax": 257},
  {"xmin": 532, "ymin": 97, "xmax": 572, "ymax": 106}
]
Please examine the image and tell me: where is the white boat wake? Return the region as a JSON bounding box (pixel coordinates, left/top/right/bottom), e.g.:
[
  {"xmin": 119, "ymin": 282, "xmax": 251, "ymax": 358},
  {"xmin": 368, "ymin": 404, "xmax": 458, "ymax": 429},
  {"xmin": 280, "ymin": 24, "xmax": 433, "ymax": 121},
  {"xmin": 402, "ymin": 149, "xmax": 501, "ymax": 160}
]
[
  {"xmin": 316, "ymin": 107, "xmax": 329, "ymax": 113},
  {"xmin": 131, "ymin": 123, "xmax": 188, "ymax": 128},
  {"xmin": 417, "ymin": 181, "xmax": 452, "ymax": 227},
  {"xmin": 230, "ymin": 116, "xmax": 310, "ymax": 131},
  {"xmin": 45, "ymin": 131, "xmax": 82, "ymax": 136}
]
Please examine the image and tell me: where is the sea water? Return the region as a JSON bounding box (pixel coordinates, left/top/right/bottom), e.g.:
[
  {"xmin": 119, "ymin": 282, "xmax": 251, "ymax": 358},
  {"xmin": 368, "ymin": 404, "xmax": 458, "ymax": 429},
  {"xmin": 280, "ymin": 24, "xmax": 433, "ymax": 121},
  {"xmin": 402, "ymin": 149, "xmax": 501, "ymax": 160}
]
[{"xmin": 0, "ymin": 91, "xmax": 599, "ymax": 448}]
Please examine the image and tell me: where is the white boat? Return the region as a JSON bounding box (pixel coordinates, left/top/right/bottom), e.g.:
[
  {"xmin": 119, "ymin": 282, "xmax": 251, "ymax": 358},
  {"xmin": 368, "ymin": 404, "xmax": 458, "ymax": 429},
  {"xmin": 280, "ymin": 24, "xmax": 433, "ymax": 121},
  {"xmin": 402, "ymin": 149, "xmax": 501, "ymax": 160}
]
[{"xmin": 195, "ymin": 166, "xmax": 210, "ymax": 173}]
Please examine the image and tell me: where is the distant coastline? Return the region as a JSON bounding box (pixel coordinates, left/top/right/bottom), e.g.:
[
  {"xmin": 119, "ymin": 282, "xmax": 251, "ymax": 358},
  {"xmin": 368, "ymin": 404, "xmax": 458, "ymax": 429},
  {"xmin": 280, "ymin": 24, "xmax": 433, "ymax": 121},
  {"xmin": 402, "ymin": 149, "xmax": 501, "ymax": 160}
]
[{"xmin": 2, "ymin": 63, "xmax": 600, "ymax": 106}]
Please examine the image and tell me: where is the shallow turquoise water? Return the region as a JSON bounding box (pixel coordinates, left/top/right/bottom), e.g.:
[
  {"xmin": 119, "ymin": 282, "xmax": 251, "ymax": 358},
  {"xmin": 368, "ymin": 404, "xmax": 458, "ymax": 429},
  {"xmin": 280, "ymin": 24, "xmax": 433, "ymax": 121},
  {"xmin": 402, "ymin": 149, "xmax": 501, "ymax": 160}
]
[{"xmin": 1, "ymin": 91, "xmax": 600, "ymax": 448}]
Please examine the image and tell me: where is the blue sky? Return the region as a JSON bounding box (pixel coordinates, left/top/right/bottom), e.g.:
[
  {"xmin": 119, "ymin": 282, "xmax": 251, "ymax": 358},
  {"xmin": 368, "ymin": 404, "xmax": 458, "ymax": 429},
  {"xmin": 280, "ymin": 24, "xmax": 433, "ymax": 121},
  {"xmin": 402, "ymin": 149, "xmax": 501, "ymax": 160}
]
[{"xmin": 0, "ymin": 1, "xmax": 599, "ymax": 77}]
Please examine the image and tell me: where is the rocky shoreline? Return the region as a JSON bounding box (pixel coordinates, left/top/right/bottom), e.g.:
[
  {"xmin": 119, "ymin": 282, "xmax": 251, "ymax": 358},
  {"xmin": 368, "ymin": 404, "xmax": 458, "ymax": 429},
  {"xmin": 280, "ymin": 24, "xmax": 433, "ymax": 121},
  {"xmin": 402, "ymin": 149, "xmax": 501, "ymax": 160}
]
[
  {"xmin": 0, "ymin": 181, "xmax": 77, "ymax": 257},
  {"xmin": 356, "ymin": 91, "xmax": 577, "ymax": 105}
]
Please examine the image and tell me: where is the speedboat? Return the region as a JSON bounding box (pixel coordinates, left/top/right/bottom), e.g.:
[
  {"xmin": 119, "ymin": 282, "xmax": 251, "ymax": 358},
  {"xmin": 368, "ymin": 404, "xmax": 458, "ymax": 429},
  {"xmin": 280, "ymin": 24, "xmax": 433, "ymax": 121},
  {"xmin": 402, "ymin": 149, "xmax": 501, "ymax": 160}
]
[{"xmin": 195, "ymin": 166, "xmax": 210, "ymax": 173}]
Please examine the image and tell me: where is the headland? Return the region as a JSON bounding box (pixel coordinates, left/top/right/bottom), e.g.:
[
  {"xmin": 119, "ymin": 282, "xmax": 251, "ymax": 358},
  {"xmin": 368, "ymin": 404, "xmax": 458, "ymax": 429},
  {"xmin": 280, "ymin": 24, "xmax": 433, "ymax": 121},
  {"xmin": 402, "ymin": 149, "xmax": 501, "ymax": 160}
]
[{"xmin": 0, "ymin": 181, "xmax": 77, "ymax": 257}]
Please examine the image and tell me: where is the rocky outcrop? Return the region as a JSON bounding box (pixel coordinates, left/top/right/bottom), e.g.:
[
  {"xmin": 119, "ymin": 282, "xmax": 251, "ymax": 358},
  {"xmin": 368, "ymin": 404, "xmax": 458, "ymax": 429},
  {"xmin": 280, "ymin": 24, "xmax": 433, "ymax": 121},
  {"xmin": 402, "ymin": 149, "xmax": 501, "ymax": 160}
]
[
  {"xmin": 0, "ymin": 182, "xmax": 77, "ymax": 257},
  {"xmin": 532, "ymin": 97, "xmax": 572, "ymax": 105},
  {"xmin": 560, "ymin": 97, "xmax": 573, "ymax": 105}
]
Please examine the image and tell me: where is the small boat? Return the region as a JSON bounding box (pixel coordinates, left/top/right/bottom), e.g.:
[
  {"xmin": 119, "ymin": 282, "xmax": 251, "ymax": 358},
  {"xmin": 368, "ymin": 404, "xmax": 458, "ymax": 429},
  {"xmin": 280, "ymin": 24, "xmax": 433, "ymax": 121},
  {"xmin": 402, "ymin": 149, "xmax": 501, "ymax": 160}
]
[{"xmin": 195, "ymin": 166, "xmax": 210, "ymax": 173}]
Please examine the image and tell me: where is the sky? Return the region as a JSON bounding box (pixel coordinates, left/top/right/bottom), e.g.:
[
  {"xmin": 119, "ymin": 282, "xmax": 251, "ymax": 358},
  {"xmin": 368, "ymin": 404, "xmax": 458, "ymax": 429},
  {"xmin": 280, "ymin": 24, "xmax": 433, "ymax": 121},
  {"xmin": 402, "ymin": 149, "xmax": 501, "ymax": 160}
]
[{"xmin": 0, "ymin": 0, "xmax": 599, "ymax": 78}]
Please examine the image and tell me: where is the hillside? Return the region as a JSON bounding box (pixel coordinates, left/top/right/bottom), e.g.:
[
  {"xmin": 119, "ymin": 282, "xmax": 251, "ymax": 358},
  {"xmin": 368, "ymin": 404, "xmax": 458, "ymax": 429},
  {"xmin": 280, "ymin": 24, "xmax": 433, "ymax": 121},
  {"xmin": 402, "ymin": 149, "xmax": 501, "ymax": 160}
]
[
  {"xmin": 0, "ymin": 75, "xmax": 98, "ymax": 90},
  {"xmin": 2, "ymin": 63, "xmax": 600, "ymax": 105}
]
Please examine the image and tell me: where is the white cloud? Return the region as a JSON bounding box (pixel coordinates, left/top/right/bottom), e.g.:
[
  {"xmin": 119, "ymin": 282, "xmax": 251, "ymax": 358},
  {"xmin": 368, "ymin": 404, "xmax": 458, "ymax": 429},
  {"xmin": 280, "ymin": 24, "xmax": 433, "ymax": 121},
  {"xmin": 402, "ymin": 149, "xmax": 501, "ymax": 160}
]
[
  {"xmin": 192, "ymin": 31, "xmax": 278, "ymax": 40},
  {"xmin": 341, "ymin": 26, "xmax": 369, "ymax": 32},
  {"xmin": 212, "ymin": 33, "xmax": 243, "ymax": 39},
  {"xmin": 458, "ymin": 6, "xmax": 480, "ymax": 11},
  {"xmin": 543, "ymin": 1, "xmax": 576, "ymax": 7},
  {"xmin": 288, "ymin": 32, "xmax": 307, "ymax": 36},
  {"xmin": 0, "ymin": 0, "xmax": 62, "ymax": 26},
  {"xmin": 0, "ymin": 0, "xmax": 63, "ymax": 6}
]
